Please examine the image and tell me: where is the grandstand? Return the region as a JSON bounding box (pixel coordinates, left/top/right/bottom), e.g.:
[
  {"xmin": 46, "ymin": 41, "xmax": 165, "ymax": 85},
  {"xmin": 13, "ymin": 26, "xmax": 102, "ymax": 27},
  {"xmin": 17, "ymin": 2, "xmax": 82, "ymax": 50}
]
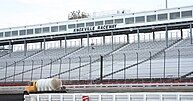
[{"xmin": 0, "ymin": 5, "xmax": 193, "ymax": 86}]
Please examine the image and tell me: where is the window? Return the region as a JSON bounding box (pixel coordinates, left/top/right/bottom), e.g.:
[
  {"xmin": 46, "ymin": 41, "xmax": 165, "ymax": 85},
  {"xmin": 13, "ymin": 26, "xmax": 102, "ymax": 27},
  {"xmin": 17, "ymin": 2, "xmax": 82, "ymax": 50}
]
[
  {"xmin": 77, "ymin": 23, "xmax": 84, "ymax": 28},
  {"xmin": 0, "ymin": 32, "xmax": 3, "ymax": 37},
  {"xmin": 95, "ymin": 21, "xmax": 103, "ymax": 26},
  {"xmin": 135, "ymin": 16, "xmax": 145, "ymax": 23},
  {"xmin": 68, "ymin": 24, "xmax": 75, "ymax": 29},
  {"xmin": 19, "ymin": 30, "xmax": 26, "ymax": 35},
  {"xmin": 170, "ymin": 12, "xmax": 180, "ymax": 19},
  {"xmin": 125, "ymin": 17, "xmax": 134, "ymax": 24},
  {"xmin": 147, "ymin": 15, "xmax": 156, "ymax": 22},
  {"xmin": 5, "ymin": 31, "xmax": 11, "ymax": 37},
  {"xmin": 86, "ymin": 22, "xmax": 94, "ymax": 27},
  {"xmin": 158, "ymin": 13, "xmax": 168, "ymax": 21},
  {"xmin": 12, "ymin": 31, "xmax": 18, "ymax": 36},
  {"xmin": 27, "ymin": 29, "xmax": 33, "ymax": 35},
  {"xmin": 182, "ymin": 10, "xmax": 192, "ymax": 18},
  {"xmin": 115, "ymin": 18, "xmax": 123, "ymax": 24},
  {"xmin": 51, "ymin": 26, "xmax": 58, "ymax": 32},
  {"xmin": 43, "ymin": 27, "xmax": 50, "ymax": 33},
  {"xmin": 105, "ymin": 20, "xmax": 113, "ymax": 24},
  {"xmin": 35, "ymin": 28, "xmax": 41, "ymax": 34},
  {"xmin": 59, "ymin": 25, "xmax": 66, "ymax": 31}
]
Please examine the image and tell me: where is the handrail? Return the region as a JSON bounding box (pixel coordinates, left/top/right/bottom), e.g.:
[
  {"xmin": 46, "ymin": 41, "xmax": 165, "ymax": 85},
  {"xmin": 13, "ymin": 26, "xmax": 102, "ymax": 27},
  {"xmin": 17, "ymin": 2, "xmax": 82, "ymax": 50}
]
[
  {"xmin": 93, "ymin": 39, "xmax": 183, "ymax": 82},
  {"xmin": 0, "ymin": 49, "xmax": 43, "ymax": 70},
  {"xmin": 0, "ymin": 46, "xmax": 84, "ymax": 81},
  {"xmin": 47, "ymin": 42, "xmax": 131, "ymax": 78}
]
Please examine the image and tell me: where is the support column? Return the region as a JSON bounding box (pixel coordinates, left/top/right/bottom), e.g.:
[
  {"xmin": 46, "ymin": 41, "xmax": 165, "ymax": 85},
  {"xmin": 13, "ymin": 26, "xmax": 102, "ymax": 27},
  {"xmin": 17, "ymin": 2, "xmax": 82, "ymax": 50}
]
[
  {"xmin": 180, "ymin": 29, "xmax": 183, "ymax": 39},
  {"xmin": 40, "ymin": 42, "xmax": 42, "ymax": 50},
  {"xmin": 43, "ymin": 38, "xmax": 46, "ymax": 54},
  {"xmin": 87, "ymin": 33, "xmax": 89, "ymax": 52},
  {"xmin": 111, "ymin": 31, "xmax": 114, "ymax": 50},
  {"xmin": 59, "ymin": 40, "xmax": 62, "ymax": 48},
  {"xmin": 24, "ymin": 40, "xmax": 27, "ymax": 56},
  {"xmin": 127, "ymin": 34, "xmax": 130, "ymax": 43},
  {"xmin": 153, "ymin": 31, "xmax": 155, "ymax": 41},
  {"xmin": 103, "ymin": 35, "xmax": 105, "ymax": 45},
  {"xmin": 190, "ymin": 24, "xmax": 192, "ymax": 44},
  {"xmin": 80, "ymin": 38, "xmax": 83, "ymax": 47},
  {"xmin": 165, "ymin": 26, "xmax": 168, "ymax": 47},
  {"xmin": 65, "ymin": 36, "xmax": 67, "ymax": 53},
  {"xmin": 137, "ymin": 28, "xmax": 140, "ymax": 48},
  {"xmin": 9, "ymin": 40, "xmax": 12, "ymax": 57}
]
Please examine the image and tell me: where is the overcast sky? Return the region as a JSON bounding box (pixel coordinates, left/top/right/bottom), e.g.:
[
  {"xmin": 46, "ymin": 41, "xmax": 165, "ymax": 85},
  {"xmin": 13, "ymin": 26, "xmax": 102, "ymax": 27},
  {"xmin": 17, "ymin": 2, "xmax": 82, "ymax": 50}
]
[{"xmin": 0, "ymin": 0, "xmax": 192, "ymax": 28}]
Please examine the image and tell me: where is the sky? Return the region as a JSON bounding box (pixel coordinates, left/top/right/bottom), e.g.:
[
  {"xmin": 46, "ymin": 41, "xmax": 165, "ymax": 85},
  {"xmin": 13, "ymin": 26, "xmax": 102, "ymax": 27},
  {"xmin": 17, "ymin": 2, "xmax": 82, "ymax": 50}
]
[{"xmin": 0, "ymin": 0, "xmax": 192, "ymax": 28}]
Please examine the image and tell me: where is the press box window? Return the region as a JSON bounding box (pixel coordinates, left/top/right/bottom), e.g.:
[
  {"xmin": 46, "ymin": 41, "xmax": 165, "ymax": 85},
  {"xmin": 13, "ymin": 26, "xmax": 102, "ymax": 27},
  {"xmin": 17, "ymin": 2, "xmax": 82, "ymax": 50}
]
[
  {"xmin": 115, "ymin": 18, "xmax": 123, "ymax": 24},
  {"xmin": 27, "ymin": 29, "xmax": 33, "ymax": 35},
  {"xmin": 181, "ymin": 10, "xmax": 192, "ymax": 18},
  {"xmin": 95, "ymin": 21, "xmax": 103, "ymax": 26},
  {"xmin": 125, "ymin": 17, "xmax": 134, "ymax": 24},
  {"xmin": 5, "ymin": 31, "xmax": 11, "ymax": 37},
  {"xmin": 86, "ymin": 22, "xmax": 94, "ymax": 27},
  {"xmin": 68, "ymin": 24, "xmax": 75, "ymax": 29},
  {"xmin": 59, "ymin": 25, "xmax": 66, "ymax": 31},
  {"xmin": 51, "ymin": 26, "xmax": 58, "ymax": 32},
  {"xmin": 158, "ymin": 13, "xmax": 168, "ymax": 21},
  {"xmin": 19, "ymin": 30, "xmax": 26, "ymax": 35},
  {"xmin": 43, "ymin": 27, "xmax": 50, "ymax": 33},
  {"xmin": 35, "ymin": 28, "xmax": 41, "ymax": 34},
  {"xmin": 12, "ymin": 31, "xmax": 18, "ymax": 36},
  {"xmin": 77, "ymin": 23, "xmax": 84, "ymax": 28},
  {"xmin": 170, "ymin": 12, "xmax": 180, "ymax": 19},
  {"xmin": 0, "ymin": 32, "xmax": 3, "ymax": 37},
  {"xmin": 147, "ymin": 15, "xmax": 156, "ymax": 22},
  {"xmin": 105, "ymin": 20, "xmax": 113, "ymax": 25},
  {"xmin": 135, "ymin": 16, "xmax": 145, "ymax": 23}
]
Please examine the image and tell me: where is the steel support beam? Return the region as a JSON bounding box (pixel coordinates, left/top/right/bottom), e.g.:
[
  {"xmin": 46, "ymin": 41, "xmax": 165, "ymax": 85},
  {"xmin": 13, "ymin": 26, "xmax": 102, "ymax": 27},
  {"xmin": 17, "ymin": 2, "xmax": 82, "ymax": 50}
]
[
  {"xmin": 24, "ymin": 40, "xmax": 27, "ymax": 56},
  {"xmin": 165, "ymin": 26, "xmax": 168, "ymax": 47},
  {"xmin": 180, "ymin": 29, "xmax": 183, "ymax": 39},
  {"xmin": 103, "ymin": 35, "xmax": 105, "ymax": 45},
  {"xmin": 65, "ymin": 36, "xmax": 67, "ymax": 53},
  {"xmin": 127, "ymin": 34, "xmax": 130, "ymax": 43},
  {"xmin": 59, "ymin": 40, "xmax": 62, "ymax": 48},
  {"xmin": 80, "ymin": 38, "xmax": 83, "ymax": 47},
  {"xmin": 153, "ymin": 31, "xmax": 155, "ymax": 41},
  {"xmin": 43, "ymin": 38, "xmax": 46, "ymax": 54},
  {"xmin": 137, "ymin": 29, "xmax": 140, "ymax": 48},
  {"xmin": 190, "ymin": 24, "xmax": 192, "ymax": 44},
  {"xmin": 111, "ymin": 31, "xmax": 114, "ymax": 50},
  {"xmin": 87, "ymin": 33, "xmax": 89, "ymax": 52}
]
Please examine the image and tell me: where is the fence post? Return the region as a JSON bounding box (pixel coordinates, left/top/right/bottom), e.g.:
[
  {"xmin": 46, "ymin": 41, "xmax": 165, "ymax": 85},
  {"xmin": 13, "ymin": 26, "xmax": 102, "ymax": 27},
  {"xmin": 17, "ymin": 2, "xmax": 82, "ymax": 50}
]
[
  {"xmin": 136, "ymin": 52, "xmax": 139, "ymax": 79},
  {"xmin": 40, "ymin": 60, "xmax": 43, "ymax": 79},
  {"xmin": 178, "ymin": 49, "xmax": 180, "ymax": 79},
  {"xmin": 4, "ymin": 62, "xmax": 8, "ymax": 83},
  {"xmin": 59, "ymin": 58, "xmax": 62, "ymax": 79},
  {"xmin": 89, "ymin": 55, "xmax": 92, "ymax": 81},
  {"xmin": 163, "ymin": 51, "xmax": 166, "ymax": 79},
  {"xmin": 123, "ymin": 53, "xmax": 126, "ymax": 81},
  {"xmin": 149, "ymin": 51, "xmax": 152, "ymax": 81},
  {"xmin": 79, "ymin": 57, "xmax": 81, "ymax": 81},
  {"xmin": 68, "ymin": 58, "xmax": 71, "ymax": 80},
  {"xmin": 50, "ymin": 59, "xmax": 52, "ymax": 77},
  {"xmin": 100, "ymin": 55, "xmax": 103, "ymax": 83},
  {"xmin": 31, "ymin": 60, "xmax": 34, "ymax": 81},
  {"xmin": 13, "ymin": 61, "xmax": 16, "ymax": 83},
  {"xmin": 112, "ymin": 54, "xmax": 114, "ymax": 79},
  {"xmin": 22, "ymin": 61, "xmax": 25, "ymax": 82}
]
